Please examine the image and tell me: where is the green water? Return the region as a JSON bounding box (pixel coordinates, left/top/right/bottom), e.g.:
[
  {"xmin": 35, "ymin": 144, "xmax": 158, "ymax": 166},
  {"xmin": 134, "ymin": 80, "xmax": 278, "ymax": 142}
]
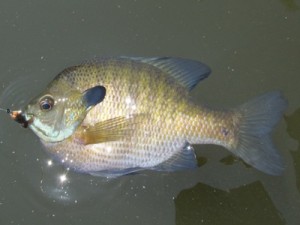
[{"xmin": 0, "ymin": 1, "xmax": 299, "ymax": 225}]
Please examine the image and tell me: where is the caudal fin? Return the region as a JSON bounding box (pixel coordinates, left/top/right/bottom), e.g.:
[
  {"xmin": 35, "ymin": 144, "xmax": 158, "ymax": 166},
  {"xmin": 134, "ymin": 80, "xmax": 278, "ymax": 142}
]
[{"xmin": 230, "ymin": 91, "xmax": 288, "ymax": 175}]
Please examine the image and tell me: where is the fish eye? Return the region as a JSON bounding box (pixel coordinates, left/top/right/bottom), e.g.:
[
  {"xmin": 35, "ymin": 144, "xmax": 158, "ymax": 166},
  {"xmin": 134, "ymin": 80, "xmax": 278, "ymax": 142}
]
[{"xmin": 39, "ymin": 96, "xmax": 54, "ymax": 111}]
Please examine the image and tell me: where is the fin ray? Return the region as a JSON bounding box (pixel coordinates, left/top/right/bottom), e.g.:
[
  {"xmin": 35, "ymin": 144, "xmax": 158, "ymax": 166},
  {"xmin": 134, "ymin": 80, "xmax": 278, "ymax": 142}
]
[
  {"xmin": 75, "ymin": 114, "xmax": 144, "ymax": 145},
  {"xmin": 229, "ymin": 91, "xmax": 288, "ymax": 175},
  {"xmin": 89, "ymin": 167, "xmax": 143, "ymax": 178},
  {"xmin": 152, "ymin": 142, "xmax": 197, "ymax": 172},
  {"xmin": 122, "ymin": 57, "xmax": 211, "ymax": 91}
]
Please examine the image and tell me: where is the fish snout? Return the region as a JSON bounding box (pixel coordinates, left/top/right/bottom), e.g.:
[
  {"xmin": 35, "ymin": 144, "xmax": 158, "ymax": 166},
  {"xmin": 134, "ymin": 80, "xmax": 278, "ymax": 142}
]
[{"xmin": 10, "ymin": 110, "xmax": 33, "ymax": 128}]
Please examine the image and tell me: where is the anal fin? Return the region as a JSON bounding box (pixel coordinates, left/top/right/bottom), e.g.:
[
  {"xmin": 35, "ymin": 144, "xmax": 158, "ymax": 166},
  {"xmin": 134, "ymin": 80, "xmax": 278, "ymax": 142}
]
[
  {"xmin": 89, "ymin": 167, "xmax": 143, "ymax": 178},
  {"xmin": 152, "ymin": 142, "xmax": 197, "ymax": 172}
]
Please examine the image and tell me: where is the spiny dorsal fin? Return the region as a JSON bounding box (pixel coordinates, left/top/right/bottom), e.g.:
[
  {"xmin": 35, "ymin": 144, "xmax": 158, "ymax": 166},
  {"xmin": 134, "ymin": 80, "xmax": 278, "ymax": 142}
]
[
  {"xmin": 75, "ymin": 114, "xmax": 144, "ymax": 145},
  {"xmin": 123, "ymin": 57, "xmax": 211, "ymax": 91}
]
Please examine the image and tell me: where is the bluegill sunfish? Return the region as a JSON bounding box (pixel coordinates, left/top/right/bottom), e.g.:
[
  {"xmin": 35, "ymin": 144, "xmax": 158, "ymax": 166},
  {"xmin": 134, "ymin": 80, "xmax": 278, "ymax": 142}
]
[{"xmin": 10, "ymin": 57, "xmax": 287, "ymax": 177}]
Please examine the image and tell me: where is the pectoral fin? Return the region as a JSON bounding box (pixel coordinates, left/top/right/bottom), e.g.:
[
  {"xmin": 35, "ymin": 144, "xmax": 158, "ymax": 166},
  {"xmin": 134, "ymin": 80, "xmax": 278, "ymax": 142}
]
[{"xmin": 75, "ymin": 114, "xmax": 144, "ymax": 145}]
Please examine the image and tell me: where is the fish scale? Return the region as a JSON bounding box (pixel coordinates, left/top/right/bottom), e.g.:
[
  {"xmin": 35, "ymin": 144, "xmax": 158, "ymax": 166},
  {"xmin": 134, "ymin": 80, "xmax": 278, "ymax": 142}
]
[{"xmin": 12, "ymin": 57, "xmax": 287, "ymax": 177}]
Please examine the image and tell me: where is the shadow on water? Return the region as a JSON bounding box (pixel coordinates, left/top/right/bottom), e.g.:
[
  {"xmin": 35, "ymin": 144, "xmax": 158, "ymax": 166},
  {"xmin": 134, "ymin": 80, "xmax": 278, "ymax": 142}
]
[
  {"xmin": 280, "ymin": 0, "xmax": 300, "ymax": 11},
  {"xmin": 284, "ymin": 108, "xmax": 300, "ymax": 192},
  {"xmin": 175, "ymin": 181, "xmax": 285, "ymax": 225}
]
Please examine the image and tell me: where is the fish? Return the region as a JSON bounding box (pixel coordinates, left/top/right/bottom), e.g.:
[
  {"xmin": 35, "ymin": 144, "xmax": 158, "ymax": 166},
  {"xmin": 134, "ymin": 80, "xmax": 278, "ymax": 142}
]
[{"xmin": 9, "ymin": 57, "xmax": 288, "ymax": 178}]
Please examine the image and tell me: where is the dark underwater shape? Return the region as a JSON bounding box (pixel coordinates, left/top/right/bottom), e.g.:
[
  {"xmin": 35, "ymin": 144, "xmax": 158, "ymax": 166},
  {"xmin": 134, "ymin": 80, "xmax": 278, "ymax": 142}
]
[
  {"xmin": 284, "ymin": 108, "xmax": 300, "ymax": 192},
  {"xmin": 175, "ymin": 181, "xmax": 285, "ymax": 225}
]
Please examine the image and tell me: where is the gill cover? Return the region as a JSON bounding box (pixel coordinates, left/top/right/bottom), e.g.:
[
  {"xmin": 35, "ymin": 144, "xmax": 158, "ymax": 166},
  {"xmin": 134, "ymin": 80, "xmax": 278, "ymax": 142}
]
[
  {"xmin": 83, "ymin": 86, "xmax": 106, "ymax": 109},
  {"xmin": 24, "ymin": 85, "xmax": 106, "ymax": 143}
]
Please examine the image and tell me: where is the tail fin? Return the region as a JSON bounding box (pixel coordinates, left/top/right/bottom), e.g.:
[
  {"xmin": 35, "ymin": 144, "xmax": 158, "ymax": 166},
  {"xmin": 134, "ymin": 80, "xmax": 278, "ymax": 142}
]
[{"xmin": 230, "ymin": 91, "xmax": 288, "ymax": 175}]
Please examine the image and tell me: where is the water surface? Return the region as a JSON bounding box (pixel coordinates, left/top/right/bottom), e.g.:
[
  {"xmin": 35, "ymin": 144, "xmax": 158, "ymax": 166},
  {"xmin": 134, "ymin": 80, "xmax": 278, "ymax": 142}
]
[{"xmin": 0, "ymin": 1, "xmax": 299, "ymax": 225}]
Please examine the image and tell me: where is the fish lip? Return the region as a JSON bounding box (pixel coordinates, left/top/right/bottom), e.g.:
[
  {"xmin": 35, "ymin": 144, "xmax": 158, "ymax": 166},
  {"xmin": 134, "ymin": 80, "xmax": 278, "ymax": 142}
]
[{"xmin": 10, "ymin": 111, "xmax": 34, "ymax": 128}]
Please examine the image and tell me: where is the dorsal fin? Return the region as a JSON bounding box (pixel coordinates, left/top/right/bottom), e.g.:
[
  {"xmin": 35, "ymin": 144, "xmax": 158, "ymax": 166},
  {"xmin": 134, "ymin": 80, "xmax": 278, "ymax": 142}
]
[{"xmin": 123, "ymin": 57, "xmax": 211, "ymax": 91}]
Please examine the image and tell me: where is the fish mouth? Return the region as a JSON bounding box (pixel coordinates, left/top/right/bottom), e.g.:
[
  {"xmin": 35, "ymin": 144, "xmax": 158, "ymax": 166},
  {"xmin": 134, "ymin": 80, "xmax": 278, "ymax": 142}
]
[{"xmin": 10, "ymin": 110, "xmax": 33, "ymax": 128}]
